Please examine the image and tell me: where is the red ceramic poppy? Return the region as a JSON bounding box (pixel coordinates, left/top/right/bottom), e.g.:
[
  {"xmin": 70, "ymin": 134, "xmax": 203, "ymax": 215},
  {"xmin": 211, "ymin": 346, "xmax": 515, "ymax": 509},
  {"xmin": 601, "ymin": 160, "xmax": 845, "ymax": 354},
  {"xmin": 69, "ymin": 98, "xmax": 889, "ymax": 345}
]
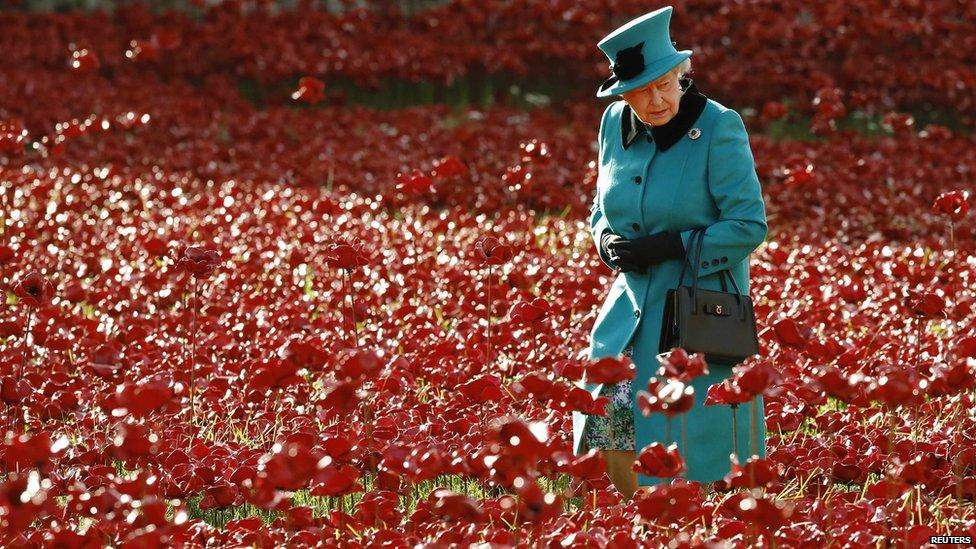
[
  {"xmin": 292, "ymin": 76, "xmax": 326, "ymax": 104},
  {"xmin": 12, "ymin": 271, "xmax": 56, "ymax": 308},
  {"xmin": 637, "ymin": 378, "xmax": 694, "ymax": 417},
  {"xmin": 582, "ymin": 355, "xmax": 635, "ymax": 385},
  {"xmin": 69, "ymin": 47, "xmax": 100, "ymax": 72},
  {"xmin": 324, "ymin": 241, "xmax": 368, "ymax": 270},
  {"xmin": 931, "ymin": 190, "xmax": 970, "ymax": 221},
  {"xmin": 632, "ymin": 480, "xmax": 701, "ymax": 523},
  {"xmin": 633, "ymin": 442, "xmax": 686, "ymax": 478},
  {"xmin": 395, "ymin": 169, "xmax": 434, "ymax": 195},
  {"xmin": 657, "ymin": 347, "xmax": 709, "ymax": 382},
  {"xmin": 904, "ymin": 288, "xmax": 947, "ymax": 318},
  {"xmin": 176, "ymin": 245, "xmax": 221, "ymax": 279},
  {"xmin": 724, "ymin": 455, "xmax": 783, "ymax": 489},
  {"xmin": 508, "ymin": 297, "xmax": 551, "ymax": 323},
  {"xmin": 474, "ymin": 236, "xmax": 514, "ymax": 266},
  {"xmin": 431, "ymin": 156, "xmax": 468, "ymax": 179},
  {"xmin": 704, "ymin": 378, "xmax": 751, "ymax": 406}
]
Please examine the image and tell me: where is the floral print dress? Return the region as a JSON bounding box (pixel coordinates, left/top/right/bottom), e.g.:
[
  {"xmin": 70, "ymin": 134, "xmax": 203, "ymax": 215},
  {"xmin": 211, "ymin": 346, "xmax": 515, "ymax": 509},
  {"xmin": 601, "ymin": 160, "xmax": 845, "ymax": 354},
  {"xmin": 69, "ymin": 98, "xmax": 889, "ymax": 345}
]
[{"xmin": 583, "ymin": 342, "xmax": 636, "ymax": 451}]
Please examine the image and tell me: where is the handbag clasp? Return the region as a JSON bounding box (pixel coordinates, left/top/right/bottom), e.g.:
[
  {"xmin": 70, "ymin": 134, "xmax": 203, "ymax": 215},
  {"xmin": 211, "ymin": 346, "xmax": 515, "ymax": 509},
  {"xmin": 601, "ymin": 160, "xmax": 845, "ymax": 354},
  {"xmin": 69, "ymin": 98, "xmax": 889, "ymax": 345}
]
[{"xmin": 705, "ymin": 303, "xmax": 730, "ymax": 316}]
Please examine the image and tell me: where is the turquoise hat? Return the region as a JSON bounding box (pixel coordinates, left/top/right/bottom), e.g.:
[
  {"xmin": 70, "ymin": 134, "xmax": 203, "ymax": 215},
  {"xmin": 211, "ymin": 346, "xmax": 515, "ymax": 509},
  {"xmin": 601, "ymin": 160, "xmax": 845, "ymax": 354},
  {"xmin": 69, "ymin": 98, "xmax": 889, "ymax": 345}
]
[{"xmin": 596, "ymin": 6, "xmax": 693, "ymax": 98}]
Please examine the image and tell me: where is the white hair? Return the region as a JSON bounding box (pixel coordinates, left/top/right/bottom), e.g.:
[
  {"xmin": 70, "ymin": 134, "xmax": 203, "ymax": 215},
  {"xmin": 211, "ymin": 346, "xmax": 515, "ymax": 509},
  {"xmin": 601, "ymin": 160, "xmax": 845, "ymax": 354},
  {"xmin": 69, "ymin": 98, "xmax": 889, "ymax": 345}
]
[
  {"xmin": 671, "ymin": 57, "xmax": 693, "ymax": 83},
  {"xmin": 661, "ymin": 57, "xmax": 693, "ymax": 95}
]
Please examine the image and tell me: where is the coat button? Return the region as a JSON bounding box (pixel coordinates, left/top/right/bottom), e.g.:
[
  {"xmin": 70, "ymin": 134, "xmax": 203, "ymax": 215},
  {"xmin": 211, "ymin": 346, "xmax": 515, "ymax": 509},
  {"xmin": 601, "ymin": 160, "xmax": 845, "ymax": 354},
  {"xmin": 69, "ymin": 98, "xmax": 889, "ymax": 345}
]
[
  {"xmin": 632, "ymin": 223, "xmax": 640, "ymax": 231},
  {"xmin": 701, "ymin": 261, "xmax": 709, "ymax": 268},
  {"xmin": 634, "ymin": 309, "xmax": 640, "ymax": 318},
  {"xmin": 712, "ymin": 259, "xmax": 720, "ymax": 266},
  {"xmin": 633, "ymin": 175, "xmax": 642, "ymax": 184},
  {"xmin": 721, "ymin": 257, "xmax": 728, "ymax": 263}
]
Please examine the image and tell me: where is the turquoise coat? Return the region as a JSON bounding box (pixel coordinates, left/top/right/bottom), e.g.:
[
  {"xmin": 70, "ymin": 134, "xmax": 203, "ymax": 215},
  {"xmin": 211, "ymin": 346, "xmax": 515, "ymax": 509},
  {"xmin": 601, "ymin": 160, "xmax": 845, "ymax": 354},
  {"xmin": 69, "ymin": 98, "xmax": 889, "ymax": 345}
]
[{"xmin": 571, "ymin": 86, "xmax": 769, "ymax": 487}]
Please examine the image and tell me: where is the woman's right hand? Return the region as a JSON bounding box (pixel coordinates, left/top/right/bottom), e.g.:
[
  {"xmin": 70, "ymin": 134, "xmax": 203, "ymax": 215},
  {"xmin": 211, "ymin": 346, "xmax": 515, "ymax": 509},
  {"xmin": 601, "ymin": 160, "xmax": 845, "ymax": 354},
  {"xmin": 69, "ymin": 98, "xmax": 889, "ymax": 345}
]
[{"xmin": 601, "ymin": 231, "xmax": 644, "ymax": 273}]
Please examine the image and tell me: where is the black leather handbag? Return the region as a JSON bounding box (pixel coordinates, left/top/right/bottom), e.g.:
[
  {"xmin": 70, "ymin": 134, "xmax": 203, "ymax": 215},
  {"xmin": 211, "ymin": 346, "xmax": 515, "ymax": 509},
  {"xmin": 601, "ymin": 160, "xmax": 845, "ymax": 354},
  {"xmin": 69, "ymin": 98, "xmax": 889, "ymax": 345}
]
[{"xmin": 658, "ymin": 227, "xmax": 760, "ymax": 364}]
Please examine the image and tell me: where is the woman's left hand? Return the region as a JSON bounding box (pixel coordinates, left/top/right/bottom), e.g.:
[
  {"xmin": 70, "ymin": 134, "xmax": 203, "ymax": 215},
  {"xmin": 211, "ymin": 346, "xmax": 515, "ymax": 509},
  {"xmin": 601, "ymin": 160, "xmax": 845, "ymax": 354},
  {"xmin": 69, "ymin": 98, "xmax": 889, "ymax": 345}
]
[{"xmin": 605, "ymin": 231, "xmax": 685, "ymax": 271}]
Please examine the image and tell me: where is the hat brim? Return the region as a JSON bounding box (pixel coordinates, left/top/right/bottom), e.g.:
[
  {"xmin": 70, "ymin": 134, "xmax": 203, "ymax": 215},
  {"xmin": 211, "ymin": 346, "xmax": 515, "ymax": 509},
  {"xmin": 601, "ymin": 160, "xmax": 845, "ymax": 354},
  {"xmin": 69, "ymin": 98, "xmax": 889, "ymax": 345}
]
[{"xmin": 596, "ymin": 50, "xmax": 693, "ymax": 98}]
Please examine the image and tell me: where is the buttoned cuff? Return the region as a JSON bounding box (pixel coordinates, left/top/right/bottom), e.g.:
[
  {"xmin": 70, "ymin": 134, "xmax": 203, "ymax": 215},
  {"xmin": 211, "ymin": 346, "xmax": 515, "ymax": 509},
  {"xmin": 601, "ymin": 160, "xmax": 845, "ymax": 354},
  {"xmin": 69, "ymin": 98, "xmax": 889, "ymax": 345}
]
[{"xmin": 680, "ymin": 227, "xmax": 733, "ymax": 275}]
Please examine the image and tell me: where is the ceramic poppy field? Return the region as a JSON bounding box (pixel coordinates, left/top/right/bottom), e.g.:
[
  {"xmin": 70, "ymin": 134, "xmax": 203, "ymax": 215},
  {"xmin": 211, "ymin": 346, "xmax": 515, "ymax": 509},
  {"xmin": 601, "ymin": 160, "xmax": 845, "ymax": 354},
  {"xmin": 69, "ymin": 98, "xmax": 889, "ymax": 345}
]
[{"xmin": 1, "ymin": 1, "xmax": 975, "ymax": 547}]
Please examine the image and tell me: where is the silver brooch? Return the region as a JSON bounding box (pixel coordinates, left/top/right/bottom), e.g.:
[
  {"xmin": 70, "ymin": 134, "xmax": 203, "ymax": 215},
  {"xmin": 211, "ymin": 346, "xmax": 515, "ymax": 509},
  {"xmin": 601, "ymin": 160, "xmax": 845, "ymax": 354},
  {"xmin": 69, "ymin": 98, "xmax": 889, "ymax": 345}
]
[{"xmin": 688, "ymin": 128, "xmax": 702, "ymax": 140}]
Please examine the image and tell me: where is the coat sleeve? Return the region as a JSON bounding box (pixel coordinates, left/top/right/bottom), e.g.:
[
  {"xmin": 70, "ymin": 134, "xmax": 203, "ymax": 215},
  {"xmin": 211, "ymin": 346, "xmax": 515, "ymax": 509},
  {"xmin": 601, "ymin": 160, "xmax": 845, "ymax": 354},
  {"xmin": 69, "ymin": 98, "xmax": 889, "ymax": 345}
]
[
  {"xmin": 679, "ymin": 108, "xmax": 768, "ymax": 277},
  {"xmin": 590, "ymin": 102, "xmax": 618, "ymax": 270}
]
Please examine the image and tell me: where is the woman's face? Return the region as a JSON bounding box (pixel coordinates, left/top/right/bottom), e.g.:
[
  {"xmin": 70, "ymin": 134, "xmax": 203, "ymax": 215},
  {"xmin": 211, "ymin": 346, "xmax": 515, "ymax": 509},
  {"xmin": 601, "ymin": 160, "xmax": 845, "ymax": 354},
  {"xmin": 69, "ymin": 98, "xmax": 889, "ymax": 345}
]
[{"xmin": 620, "ymin": 69, "xmax": 682, "ymax": 126}]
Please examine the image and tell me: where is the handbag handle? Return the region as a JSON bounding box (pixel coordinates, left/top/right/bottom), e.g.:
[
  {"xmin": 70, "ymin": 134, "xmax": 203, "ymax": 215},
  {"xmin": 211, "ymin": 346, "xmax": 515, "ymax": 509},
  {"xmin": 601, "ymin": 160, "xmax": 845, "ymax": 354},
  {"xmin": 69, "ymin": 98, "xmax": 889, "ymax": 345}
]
[
  {"xmin": 688, "ymin": 228, "xmax": 707, "ymax": 315},
  {"xmin": 675, "ymin": 228, "xmax": 739, "ymax": 293},
  {"xmin": 676, "ymin": 227, "xmax": 705, "ymax": 289},
  {"xmin": 688, "ymin": 230, "xmax": 745, "ymax": 299},
  {"xmin": 683, "ymin": 227, "xmax": 747, "ymax": 320}
]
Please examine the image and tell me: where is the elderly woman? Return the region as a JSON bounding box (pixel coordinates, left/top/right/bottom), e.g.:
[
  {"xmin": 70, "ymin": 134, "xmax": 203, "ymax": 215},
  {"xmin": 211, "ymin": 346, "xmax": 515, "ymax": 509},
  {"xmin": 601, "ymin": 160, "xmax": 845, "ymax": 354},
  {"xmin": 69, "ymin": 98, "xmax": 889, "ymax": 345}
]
[{"xmin": 571, "ymin": 6, "xmax": 769, "ymax": 498}]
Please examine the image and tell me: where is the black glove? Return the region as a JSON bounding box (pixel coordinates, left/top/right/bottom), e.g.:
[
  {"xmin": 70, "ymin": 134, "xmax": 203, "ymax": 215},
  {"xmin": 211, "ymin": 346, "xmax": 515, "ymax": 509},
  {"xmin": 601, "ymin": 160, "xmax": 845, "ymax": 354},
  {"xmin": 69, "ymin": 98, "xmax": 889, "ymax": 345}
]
[
  {"xmin": 600, "ymin": 231, "xmax": 643, "ymax": 273},
  {"xmin": 605, "ymin": 231, "xmax": 685, "ymax": 272}
]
